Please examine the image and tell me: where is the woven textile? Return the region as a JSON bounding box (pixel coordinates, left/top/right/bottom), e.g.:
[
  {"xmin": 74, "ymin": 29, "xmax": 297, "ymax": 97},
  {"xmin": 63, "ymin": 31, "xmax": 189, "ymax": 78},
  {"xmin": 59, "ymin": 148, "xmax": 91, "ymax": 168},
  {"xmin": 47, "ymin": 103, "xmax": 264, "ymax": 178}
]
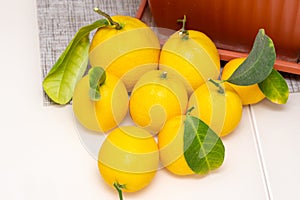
[{"xmin": 282, "ymin": 72, "xmax": 300, "ymax": 93}]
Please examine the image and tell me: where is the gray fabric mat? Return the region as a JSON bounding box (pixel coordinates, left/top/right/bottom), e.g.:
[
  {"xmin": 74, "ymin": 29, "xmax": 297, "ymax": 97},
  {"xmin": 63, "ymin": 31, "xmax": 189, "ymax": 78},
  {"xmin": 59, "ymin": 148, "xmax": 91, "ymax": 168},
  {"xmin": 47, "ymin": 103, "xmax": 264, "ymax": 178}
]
[
  {"xmin": 282, "ymin": 72, "xmax": 300, "ymax": 93},
  {"xmin": 37, "ymin": 0, "xmax": 300, "ymax": 104}
]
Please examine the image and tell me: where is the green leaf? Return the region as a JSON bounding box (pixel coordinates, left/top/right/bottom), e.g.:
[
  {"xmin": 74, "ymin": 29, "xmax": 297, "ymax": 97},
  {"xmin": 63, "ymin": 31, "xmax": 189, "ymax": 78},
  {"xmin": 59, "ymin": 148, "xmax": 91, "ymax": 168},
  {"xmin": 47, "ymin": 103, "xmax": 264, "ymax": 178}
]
[
  {"xmin": 88, "ymin": 67, "xmax": 106, "ymax": 101},
  {"xmin": 227, "ymin": 29, "xmax": 276, "ymax": 86},
  {"xmin": 184, "ymin": 115, "xmax": 225, "ymax": 175},
  {"xmin": 42, "ymin": 19, "xmax": 109, "ymax": 104},
  {"xmin": 258, "ymin": 69, "xmax": 289, "ymax": 104}
]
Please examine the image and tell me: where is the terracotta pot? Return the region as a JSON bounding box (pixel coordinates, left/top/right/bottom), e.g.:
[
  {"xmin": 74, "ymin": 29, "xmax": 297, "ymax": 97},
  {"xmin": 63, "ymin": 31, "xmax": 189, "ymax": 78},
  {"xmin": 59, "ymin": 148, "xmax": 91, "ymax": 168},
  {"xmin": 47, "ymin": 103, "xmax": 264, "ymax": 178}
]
[{"xmin": 141, "ymin": 0, "xmax": 300, "ymax": 74}]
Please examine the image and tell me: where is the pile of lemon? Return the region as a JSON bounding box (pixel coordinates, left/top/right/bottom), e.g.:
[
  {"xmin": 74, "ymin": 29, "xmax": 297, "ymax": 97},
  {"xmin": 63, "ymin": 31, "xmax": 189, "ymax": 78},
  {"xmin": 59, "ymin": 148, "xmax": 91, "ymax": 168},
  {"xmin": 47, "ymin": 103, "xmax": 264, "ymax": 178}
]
[{"xmin": 72, "ymin": 14, "xmax": 266, "ymax": 198}]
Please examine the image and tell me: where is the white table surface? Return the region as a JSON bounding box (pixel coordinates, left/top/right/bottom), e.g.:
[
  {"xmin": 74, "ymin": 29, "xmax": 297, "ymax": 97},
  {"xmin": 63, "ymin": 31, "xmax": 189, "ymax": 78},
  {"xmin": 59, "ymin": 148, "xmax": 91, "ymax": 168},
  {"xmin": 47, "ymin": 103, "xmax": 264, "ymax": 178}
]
[{"xmin": 0, "ymin": 1, "xmax": 299, "ymax": 199}]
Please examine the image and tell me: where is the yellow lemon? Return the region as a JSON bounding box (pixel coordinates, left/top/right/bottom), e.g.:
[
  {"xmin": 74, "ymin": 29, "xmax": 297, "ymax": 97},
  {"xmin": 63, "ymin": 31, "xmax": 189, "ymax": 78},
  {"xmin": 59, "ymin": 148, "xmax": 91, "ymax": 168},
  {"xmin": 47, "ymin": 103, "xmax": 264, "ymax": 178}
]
[
  {"xmin": 158, "ymin": 115, "xmax": 194, "ymax": 176},
  {"xmin": 72, "ymin": 72, "xmax": 128, "ymax": 133},
  {"xmin": 89, "ymin": 15, "xmax": 160, "ymax": 92},
  {"xmin": 159, "ymin": 29, "xmax": 220, "ymax": 95},
  {"xmin": 221, "ymin": 57, "xmax": 265, "ymax": 105},
  {"xmin": 188, "ymin": 80, "xmax": 242, "ymax": 137},
  {"xmin": 98, "ymin": 126, "xmax": 159, "ymax": 194},
  {"xmin": 129, "ymin": 70, "xmax": 188, "ymax": 134}
]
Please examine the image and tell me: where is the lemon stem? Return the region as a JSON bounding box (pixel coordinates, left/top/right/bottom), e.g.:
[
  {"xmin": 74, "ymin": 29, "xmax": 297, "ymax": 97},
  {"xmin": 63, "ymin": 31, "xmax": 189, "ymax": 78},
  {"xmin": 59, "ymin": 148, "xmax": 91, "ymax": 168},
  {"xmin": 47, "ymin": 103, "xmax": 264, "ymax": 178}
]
[
  {"xmin": 186, "ymin": 106, "xmax": 195, "ymax": 115},
  {"xmin": 94, "ymin": 7, "xmax": 122, "ymax": 30},
  {"xmin": 208, "ymin": 79, "xmax": 225, "ymax": 94},
  {"xmin": 160, "ymin": 71, "xmax": 168, "ymax": 79},
  {"xmin": 113, "ymin": 182, "xmax": 125, "ymax": 200},
  {"xmin": 177, "ymin": 15, "xmax": 189, "ymax": 40}
]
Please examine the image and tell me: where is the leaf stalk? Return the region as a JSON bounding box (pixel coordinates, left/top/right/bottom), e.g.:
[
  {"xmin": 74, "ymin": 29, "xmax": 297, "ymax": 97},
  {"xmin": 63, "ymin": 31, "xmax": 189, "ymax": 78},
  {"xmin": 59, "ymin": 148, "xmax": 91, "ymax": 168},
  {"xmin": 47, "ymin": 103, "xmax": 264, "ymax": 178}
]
[
  {"xmin": 113, "ymin": 182, "xmax": 125, "ymax": 200},
  {"xmin": 208, "ymin": 79, "xmax": 225, "ymax": 94}
]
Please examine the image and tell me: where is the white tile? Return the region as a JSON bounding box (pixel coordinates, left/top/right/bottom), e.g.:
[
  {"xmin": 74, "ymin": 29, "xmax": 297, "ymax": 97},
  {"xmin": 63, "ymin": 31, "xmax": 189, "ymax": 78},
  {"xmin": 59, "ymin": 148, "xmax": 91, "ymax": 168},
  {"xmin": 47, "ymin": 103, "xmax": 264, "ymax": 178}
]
[
  {"xmin": 250, "ymin": 93, "xmax": 300, "ymax": 200},
  {"xmin": 74, "ymin": 107, "xmax": 269, "ymax": 200},
  {"xmin": 0, "ymin": 0, "xmax": 269, "ymax": 199}
]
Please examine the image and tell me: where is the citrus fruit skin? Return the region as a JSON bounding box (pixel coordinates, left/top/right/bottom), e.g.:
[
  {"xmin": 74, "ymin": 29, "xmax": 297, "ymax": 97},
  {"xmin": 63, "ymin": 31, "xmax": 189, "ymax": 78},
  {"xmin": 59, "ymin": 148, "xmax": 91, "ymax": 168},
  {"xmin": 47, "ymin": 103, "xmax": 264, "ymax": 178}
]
[
  {"xmin": 158, "ymin": 115, "xmax": 194, "ymax": 176},
  {"xmin": 72, "ymin": 73, "xmax": 128, "ymax": 133},
  {"xmin": 98, "ymin": 126, "xmax": 159, "ymax": 193},
  {"xmin": 159, "ymin": 30, "xmax": 220, "ymax": 95},
  {"xmin": 129, "ymin": 70, "xmax": 188, "ymax": 134},
  {"xmin": 221, "ymin": 57, "xmax": 265, "ymax": 105},
  {"xmin": 188, "ymin": 80, "xmax": 242, "ymax": 137},
  {"xmin": 89, "ymin": 16, "xmax": 160, "ymax": 92}
]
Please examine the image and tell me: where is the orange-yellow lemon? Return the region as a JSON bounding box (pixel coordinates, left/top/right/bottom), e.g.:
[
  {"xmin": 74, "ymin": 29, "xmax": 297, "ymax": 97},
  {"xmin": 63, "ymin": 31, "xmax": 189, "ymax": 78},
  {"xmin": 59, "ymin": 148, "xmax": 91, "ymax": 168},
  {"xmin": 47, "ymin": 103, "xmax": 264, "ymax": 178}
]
[
  {"xmin": 89, "ymin": 16, "xmax": 160, "ymax": 92},
  {"xmin": 98, "ymin": 126, "xmax": 159, "ymax": 192},
  {"xmin": 72, "ymin": 73, "xmax": 128, "ymax": 133},
  {"xmin": 188, "ymin": 80, "xmax": 242, "ymax": 137},
  {"xmin": 159, "ymin": 30, "xmax": 220, "ymax": 95},
  {"xmin": 129, "ymin": 70, "xmax": 188, "ymax": 134},
  {"xmin": 221, "ymin": 57, "xmax": 265, "ymax": 105},
  {"xmin": 158, "ymin": 115, "xmax": 194, "ymax": 175}
]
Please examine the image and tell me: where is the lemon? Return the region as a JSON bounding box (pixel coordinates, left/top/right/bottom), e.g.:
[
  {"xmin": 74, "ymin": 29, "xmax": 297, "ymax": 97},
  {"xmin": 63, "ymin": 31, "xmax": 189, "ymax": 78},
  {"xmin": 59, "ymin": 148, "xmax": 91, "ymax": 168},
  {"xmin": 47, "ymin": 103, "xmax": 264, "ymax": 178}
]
[
  {"xmin": 89, "ymin": 15, "xmax": 160, "ymax": 92},
  {"xmin": 221, "ymin": 57, "xmax": 265, "ymax": 105},
  {"xmin": 98, "ymin": 126, "xmax": 159, "ymax": 193},
  {"xmin": 188, "ymin": 80, "xmax": 243, "ymax": 137},
  {"xmin": 159, "ymin": 29, "xmax": 220, "ymax": 95},
  {"xmin": 129, "ymin": 70, "xmax": 188, "ymax": 134},
  {"xmin": 72, "ymin": 73, "xmax": 128, "ymax": 133},
  {"xmin": 158, "ymin": 115, "xmax": 194, "ymax": 176}
]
